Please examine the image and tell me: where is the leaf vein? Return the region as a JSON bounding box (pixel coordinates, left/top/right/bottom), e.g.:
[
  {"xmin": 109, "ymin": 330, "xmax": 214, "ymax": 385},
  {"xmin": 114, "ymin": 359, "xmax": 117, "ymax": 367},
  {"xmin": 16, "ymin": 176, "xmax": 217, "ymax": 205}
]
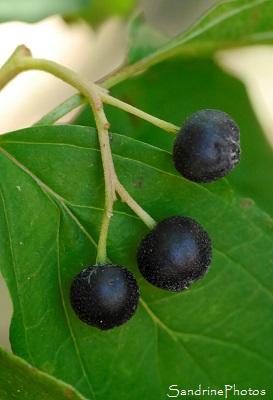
[
  {"xmin": 178, "ymin": 332, "xmax": 273, "ymax": 369},
  {"xmin": 140, "ymin": 298, "xmax": 214, "ymax": 383},
  {"xmin": 0, "ymin": 187, "xmax": 35, "ymax": 366},
  {"xmin": 56, "ymin": 211, "xmax": 97, "ymax": 400},
  {"xmin": 0, "ymin": 140, "xmax": 100, "ymax": 152}
]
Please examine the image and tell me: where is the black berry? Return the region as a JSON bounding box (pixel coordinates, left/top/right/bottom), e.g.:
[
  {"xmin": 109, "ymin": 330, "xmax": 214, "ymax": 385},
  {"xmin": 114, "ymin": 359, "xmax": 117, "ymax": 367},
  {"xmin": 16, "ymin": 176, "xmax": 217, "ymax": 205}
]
[
  {"xmin": 70, "ymin": 264, "xmax": 139, "ymax": 330},
  {"xmin": 137, "ymin": 216, "xmax": 212, "ymax": 292},
  {"xmin": 173, "ymin": 109, "xmax": 241, "ymax": 183}
]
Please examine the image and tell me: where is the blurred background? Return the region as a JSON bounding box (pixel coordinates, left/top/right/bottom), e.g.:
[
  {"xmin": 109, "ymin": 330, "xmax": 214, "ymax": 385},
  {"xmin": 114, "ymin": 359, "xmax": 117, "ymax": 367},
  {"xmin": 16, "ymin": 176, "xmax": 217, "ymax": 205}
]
[
  {"xmin": 1, "ymin": 0, "xmax": 273, "ymax": 352},
  {"xmin": 0, "ymin": 0, "xmax": 220, "ymax": 134}
]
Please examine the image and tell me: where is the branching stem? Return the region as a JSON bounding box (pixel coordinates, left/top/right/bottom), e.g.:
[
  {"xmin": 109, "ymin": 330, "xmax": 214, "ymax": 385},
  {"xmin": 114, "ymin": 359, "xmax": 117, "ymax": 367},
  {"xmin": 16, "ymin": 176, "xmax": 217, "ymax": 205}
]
[
  {"xmin": 0, "ymin": 46, "xmax": 157, "ymax": 263},
  {"xmin": 1, "ymin": 49, "xmax": 179, "ymax": 134}
]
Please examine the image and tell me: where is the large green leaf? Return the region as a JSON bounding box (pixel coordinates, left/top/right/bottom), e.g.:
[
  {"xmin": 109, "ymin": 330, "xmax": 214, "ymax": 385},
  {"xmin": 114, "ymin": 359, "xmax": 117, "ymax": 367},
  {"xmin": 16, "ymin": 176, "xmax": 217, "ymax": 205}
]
[
  {"xmin": 0, "ymin": 125, "xmax": 273, "ymax": 399},
  {"xmin": 0, "ymin": 0, "xmax": 91, "ymax": 23},
  {"xmin": 125, "ymin": 0, "xmax": 273, "ymax": 71},
  {"xmin": 0, "ymin": 345, "xmax": 88, "ymax": 400}
]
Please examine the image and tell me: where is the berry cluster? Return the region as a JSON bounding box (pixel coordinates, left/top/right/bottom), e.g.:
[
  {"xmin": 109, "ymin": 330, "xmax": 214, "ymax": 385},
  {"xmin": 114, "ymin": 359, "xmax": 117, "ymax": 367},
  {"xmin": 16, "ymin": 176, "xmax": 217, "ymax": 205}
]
[{"xmin": 70, "ymin": 109, "xmax": 241, "ymax": 330}]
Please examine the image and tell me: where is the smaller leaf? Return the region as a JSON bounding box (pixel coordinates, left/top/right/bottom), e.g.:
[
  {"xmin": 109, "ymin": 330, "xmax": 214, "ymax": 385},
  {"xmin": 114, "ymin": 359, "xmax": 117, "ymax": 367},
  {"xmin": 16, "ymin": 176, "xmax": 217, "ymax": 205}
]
[
  {"xmin": 127, "ymin": 14, "xmax": 169, "ymax": 65},
  {"xmin": 0, "ymin": 346, "xmax": 88, "ymax": 400},
  {"xmin": 0, "ymin": 0, "xmax": 91, "ymax": 23},
  {"xmin": 125, "ymin": 0, "xmax": 273, "ymax": 70},
  {"xmin": 79, "ymin": 0, "xmax": 138, "ymax": 27}
]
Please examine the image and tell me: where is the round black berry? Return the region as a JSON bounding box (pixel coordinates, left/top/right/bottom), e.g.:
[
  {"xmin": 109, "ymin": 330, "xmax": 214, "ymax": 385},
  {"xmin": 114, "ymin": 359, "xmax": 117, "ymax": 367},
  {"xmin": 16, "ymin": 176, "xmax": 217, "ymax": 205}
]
[
  {"xmin": 173, "ymin": 109, "xmax": 241, "ymax": 183},
  {"xmin": 137, "ymin": 216, "xmax": 212, "ymax": 292},
  {"xmin": 70, "ymin": 264, "xmax": 139, "ymax": 330}
]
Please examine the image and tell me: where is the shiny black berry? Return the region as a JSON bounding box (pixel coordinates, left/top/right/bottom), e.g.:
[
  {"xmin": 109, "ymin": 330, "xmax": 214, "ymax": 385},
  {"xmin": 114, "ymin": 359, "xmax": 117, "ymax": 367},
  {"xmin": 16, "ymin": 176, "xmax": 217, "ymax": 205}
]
[
  {"xmin": 173, "ymin": 109, "xmax": 241, "ymax": 183},
  {"xmin": 70, "ymin": 264, "xmax": 139, "ymax": 330},
  {"xmin": 137, "ymin": 216, "xmax": 212, "ymax": 292}
]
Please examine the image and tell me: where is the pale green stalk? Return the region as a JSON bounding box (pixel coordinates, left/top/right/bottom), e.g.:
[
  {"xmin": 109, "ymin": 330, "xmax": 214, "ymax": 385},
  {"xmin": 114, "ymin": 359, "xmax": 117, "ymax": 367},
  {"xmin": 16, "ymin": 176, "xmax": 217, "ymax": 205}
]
[{"xmin": 0, "ymin": 46, "xmax": 157, "ymax": 263}]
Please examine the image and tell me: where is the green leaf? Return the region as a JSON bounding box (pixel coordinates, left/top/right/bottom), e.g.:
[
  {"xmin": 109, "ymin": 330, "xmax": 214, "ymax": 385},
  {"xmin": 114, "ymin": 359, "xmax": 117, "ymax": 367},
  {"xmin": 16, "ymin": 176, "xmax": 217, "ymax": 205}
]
[
  {"xmin": 79, "ymin": 0, "xmax": 138, "ymax": 27},
  {"xmin": 0, "ymin": 345, "xmax": 88, "ymax": 400},
  {"xmin": 127, "ymin": 14, "xmax": 169, "ymax": 65},
  {"xmin": 0, "ymin": 125, "xmax": 273, "ymax": 399},
  {"xmin": 126, "ymin": 0, "xmax": 273, "ymax": 68},
  {"xmin": 0, "ymin": 0, "xmax": 91, "ymax": 23}
]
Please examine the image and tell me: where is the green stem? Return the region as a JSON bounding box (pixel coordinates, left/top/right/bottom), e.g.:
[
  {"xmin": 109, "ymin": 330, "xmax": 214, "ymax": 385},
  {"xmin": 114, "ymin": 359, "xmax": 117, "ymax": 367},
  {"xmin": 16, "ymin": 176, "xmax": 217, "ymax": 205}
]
[
  {"xmin": 100, "ymin": 93, "xmax": 179, "ymax": 134},
  {"xmin": 28, "ymin": 62, "xmax": 179, "ymax": 133},
  {"xmin": 0, "ymin": 46, "xmax": 157, "ymax": 263},
  {"xmin": 33, "ymin": 90, "xmax": 179, "ymax": 134},
  {"xmin": 32, "ymin": 93, "xmax": 85, "ymax": 126},
  {"xmin": 0, "ymin": 45, "xmax": 32, "ymax": 90},
  {"xmin": 17, "ymin": 57, "xmax": 103, "ymax": 109},
  {"xmin": 115, "ymin": 181, "xmax": 156, "ymax": 230},
  {"xmin": 34, "ymin": 93, "xmax": 85, "ymax": 126},
  {"xmin": 96, "ymin": 45, "xmax": 178, "ymax": 90},
  {"xmin": 93, "ymin": 112, "xmax": 117, "ymax": 265},
  {"xmin": 23, "ymin": 58, "xmax": 117, "ymax": 264},
  {"xmin": 1, "ymin": 46, "xmax": 180, "ymax": 134}
]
